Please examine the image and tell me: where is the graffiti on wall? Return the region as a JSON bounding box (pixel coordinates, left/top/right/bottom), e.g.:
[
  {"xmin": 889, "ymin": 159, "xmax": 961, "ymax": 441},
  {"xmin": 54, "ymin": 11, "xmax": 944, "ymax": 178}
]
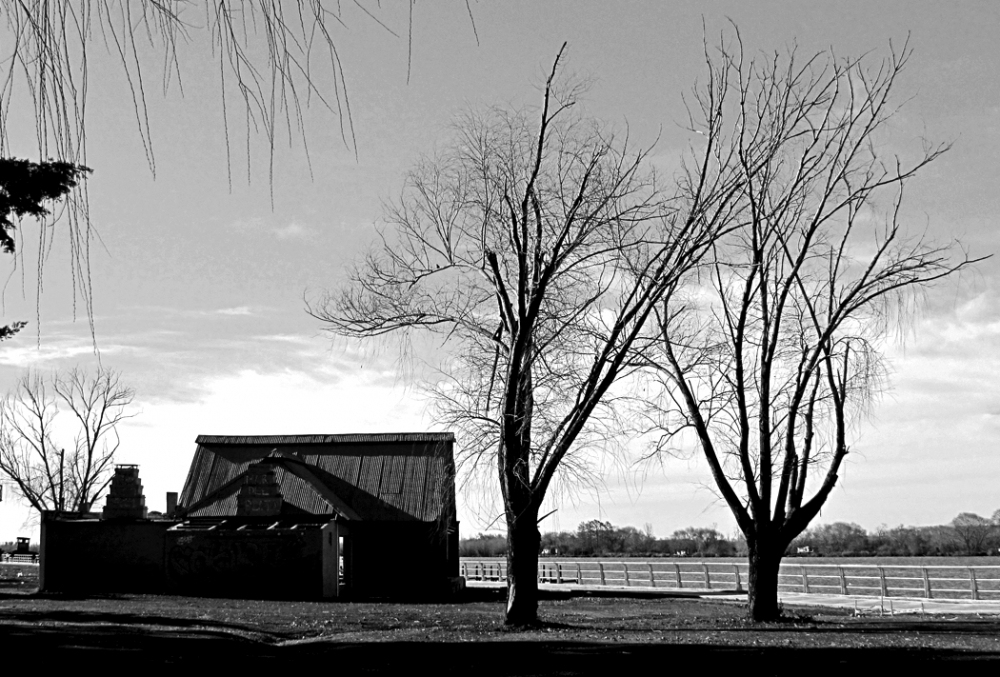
[{"xmin": 165, "ymin": 531, "xmax": 318, "ymax": 594}]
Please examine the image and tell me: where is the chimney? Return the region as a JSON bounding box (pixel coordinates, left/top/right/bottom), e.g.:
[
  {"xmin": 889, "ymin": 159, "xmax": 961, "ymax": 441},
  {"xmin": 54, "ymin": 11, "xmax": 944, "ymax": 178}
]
[
  {"xmin": 166, "ymin": 492, "xmax": 178, "ymax": 517},
  {"xmin": 101, "ymin": 465, "xmax": 148, "ymax": 520},
  {"xmin": 236, "ymin": 462, "xmax": 283, "ymax": 516}
]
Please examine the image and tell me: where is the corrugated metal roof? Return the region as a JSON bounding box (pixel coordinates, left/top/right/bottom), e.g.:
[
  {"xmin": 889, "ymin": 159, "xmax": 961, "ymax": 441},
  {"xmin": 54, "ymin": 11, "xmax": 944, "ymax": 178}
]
[
  {"xmin": 178, "ymin": 433, "xmax": 455, "ymax": 522},
  {"xmin": 195, "ymin": 432, "xmax": 455, "ymax": 445},
  {"xmin": 178, "ymin": 447, "xmax": 213, "ymax": 507},
  {"xmin": 357, "ymin": 455, "xmax": 384, "ymax": 496},
  {"xmin": 399, "ymin": 454, "xmax": 429, "ymax": 518},
  {"xmin": 311, "ymin": 454, "xmax": 361, "ymax": 485},
  {"xmin": 381, "ymin": 454, "xmax": 406, "ymax": 495},
  {"xmin": 276, "ymin": 465, "xmax": 336, "ymax": 515},
  {"xmin": 189, "ymin": 491, "xmax": 238, "ymax": 517}
]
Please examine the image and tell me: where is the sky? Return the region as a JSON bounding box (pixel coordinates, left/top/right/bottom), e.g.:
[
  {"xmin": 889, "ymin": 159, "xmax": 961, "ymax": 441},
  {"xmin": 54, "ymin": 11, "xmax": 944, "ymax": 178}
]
[{"xmin": 0, "ymin": 1, "xmax": 997, "ymax": 541}]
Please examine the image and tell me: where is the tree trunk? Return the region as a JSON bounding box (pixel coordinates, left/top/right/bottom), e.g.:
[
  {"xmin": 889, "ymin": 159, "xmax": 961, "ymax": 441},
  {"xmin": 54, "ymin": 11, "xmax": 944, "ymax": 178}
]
[
  {"xmin": 747, "ymin": 541, "xmax": 783, "ymax": 622},
  {"xmin": 505, "ymin": 506, "xmax": 541, "ymax": 626}
]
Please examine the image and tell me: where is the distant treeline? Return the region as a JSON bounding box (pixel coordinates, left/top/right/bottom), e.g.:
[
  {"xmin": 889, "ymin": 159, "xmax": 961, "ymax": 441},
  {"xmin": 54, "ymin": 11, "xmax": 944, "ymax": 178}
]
[
  {"xmin": 0, "ymin": 541, "xmax": 37, "ymax": 554},
  {"xmin": 460, "ymin": 511, "xmax": 1000, "ymax": 559}
]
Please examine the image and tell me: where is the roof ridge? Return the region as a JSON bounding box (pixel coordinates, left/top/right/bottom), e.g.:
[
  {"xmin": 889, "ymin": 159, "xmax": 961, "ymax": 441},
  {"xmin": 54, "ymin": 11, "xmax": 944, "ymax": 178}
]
[{"xmin": 196, "ymin": 432, "xmax": 455, "ymax": 445}]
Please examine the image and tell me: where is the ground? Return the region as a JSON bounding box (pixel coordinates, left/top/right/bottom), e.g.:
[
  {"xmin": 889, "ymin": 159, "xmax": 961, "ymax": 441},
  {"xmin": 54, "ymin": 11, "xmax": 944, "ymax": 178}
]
[{"xmin": 2, "ymin": 565, "xmax": 999, "ymax": 672}]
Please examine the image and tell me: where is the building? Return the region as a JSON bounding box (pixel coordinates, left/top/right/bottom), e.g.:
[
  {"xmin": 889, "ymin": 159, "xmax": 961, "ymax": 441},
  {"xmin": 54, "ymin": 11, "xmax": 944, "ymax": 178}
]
[
  {"xmin": 40, "ymin": 432, "xmax": 461, "ymax": 599},
  {"xmin": 172, "ymin": 432, "xmax": 460, "ymax": 598}
]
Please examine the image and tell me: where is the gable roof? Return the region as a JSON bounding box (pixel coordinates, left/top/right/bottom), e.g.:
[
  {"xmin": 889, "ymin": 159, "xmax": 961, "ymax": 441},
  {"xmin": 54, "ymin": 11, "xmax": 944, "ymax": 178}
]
[
  {"xmin": 178, "ymin": 433, "xmax": 456, "ymax": 522},
  {"xmin": 195, "ymin": 433, "xmax": 455, "ymax": 445}
]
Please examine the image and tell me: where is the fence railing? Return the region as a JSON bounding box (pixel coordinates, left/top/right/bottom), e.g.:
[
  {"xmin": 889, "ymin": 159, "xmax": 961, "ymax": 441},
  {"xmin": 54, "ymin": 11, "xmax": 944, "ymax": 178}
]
[
  {"xmin": 0, "ymin": 553, "xmax": 39, "ymax": 564},
  {"xmin": 459, "ymin": 560, "xmax": 1000, "ymax": 601}
]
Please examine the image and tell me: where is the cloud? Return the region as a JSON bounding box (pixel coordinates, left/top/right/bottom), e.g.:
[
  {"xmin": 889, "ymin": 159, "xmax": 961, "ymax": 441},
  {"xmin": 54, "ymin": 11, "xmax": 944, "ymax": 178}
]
[
  {"xmin": 226, "ymin": 216, "xmax": 264, "ymax": 233},
  {"xmin": 225, "ymin": 217, "xmax": 315, "ymax": 241},
  {"xmin": 254, "ymin": 333, "xmax": 316, "ymax": 345},
  {"xmin": 0, "ymin": 334, "xmax": 107, "ymax": 369},
  {"xmin": 112, "ymin": 365, "xmax": 433, "ymax": 509},
  {"xmin": 273, "ymin": 222, "xmax": 314, "ymax": 240},
  {"xmin": 953, "ymin": 290, "xmax": 1000, "ymax": 329},
  {"xmin": 903, "ymin": 288, "xmax": 1000, "ymax": 358},
  {"xmin": 214, "ymin": 306, "xmax": 255, "ymax": 316},
  {"xmin": 0, "ymin": 305, "xmax": 413, "ymax": 409}
]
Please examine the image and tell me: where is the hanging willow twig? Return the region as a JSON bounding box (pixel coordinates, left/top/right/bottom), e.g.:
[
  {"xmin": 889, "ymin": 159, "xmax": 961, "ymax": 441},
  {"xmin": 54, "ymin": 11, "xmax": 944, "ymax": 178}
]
[{"xmin": 0, "ymin": 1, "xmax": 417, "ymax": 335}]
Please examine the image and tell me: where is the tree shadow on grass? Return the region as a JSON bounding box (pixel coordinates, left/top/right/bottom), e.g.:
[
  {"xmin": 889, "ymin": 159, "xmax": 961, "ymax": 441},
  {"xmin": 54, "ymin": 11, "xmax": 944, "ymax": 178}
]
[
  {"xmin": 688, "ymin": 606, "xmax": 1000, "ymax": 638},
  {"xmin": 1, "ymin": 631, "xmax": 998, "ymax": 671},
  {"xmin": 745, "ymin": 617, "xmax": 1000, "ymax": 638},
  {"xmin": 0, "ymin": 621, "xmax": 274, "ymax": 666},
  {"xmin": 0, "ymin": 607, "xmax": 277, "ymax": 638},
  {"xmin": 283, "ymin": 641, "xmax": 1000, "ymax": 673}
]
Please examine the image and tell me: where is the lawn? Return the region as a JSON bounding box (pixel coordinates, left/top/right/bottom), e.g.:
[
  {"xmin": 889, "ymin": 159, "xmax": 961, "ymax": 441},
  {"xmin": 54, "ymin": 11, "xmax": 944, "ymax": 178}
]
[
  {"xmin": 465, "ymin": 556, "xmax": 1000, "ymax": 566},
  {"xmin": 2, "ymin": 563, "xmax": 1000, "ymax": 671}
]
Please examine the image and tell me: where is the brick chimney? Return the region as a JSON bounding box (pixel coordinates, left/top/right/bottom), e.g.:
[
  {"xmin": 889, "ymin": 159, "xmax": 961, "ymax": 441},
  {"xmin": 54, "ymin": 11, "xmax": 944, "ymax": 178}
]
[
  {"xmin": 235, "ymin": 462, "xmax": 283, "ymax": 516},
  {"xmin": 102, "ymin": 465, "xmax": 148, "ymax": 519}
]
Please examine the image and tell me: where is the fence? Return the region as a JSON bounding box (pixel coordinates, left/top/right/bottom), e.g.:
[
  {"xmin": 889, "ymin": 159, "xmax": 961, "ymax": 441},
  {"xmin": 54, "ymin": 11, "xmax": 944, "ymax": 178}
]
[
  {"xmin": 459, "ymin": 559, "xmax": 1000, "ymax": 601},
  {"xmin": 0, "ymin": 553, "xmax": 39, "ymax": 564}
]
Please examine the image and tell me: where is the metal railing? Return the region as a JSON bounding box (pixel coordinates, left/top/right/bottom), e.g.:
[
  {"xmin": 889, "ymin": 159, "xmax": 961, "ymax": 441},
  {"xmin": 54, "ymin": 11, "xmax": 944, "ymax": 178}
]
[
  {"xmin": 0, "ymin": 553, "xmax": 39, "ymax": 564},
  {"xmin": 459, "ymin": 560, "xmax": 1000, "ymax": 601}
]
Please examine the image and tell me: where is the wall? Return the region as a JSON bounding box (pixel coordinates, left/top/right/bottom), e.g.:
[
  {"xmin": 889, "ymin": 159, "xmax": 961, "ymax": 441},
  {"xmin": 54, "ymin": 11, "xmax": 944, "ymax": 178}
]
[
  {"xmin": 40, "ymin": 515, "xmax": 176, "ymax": 593},
  {"xmin": 164, "ymin": 526, "xmax": 329, "ymax": 599},
  {"xmin": 41, "ymin": 514, "xmax": 459, "ymax": 599},
  {"xmin": 348, "ymin": 521, "xmax": 456, "ymax": 598}
]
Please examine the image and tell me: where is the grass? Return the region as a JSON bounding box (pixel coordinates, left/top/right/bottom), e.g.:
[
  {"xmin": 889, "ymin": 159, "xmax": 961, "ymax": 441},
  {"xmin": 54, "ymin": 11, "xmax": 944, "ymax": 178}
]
[
  {"xmin": 2, "ymin": 564, "xmax": 1000, "ymax": 670},
  {"xmin": 465, "ymin": 556, "xmax": 1000, "ymax": 565}
]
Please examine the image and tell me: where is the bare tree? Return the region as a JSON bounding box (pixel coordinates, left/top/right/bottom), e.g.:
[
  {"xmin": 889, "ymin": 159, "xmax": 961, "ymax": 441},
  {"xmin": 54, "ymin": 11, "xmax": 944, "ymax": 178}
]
[
  {"xmin": 641, "ymin": 33, "xmax": 983, "ymax": 621},
  {"xmin": 0, "ymin": 367, "xmax": 135, "ymax": 514},
  {"xmin": 310, "ymin": 46, "xmax": 742, "ymax": 625},
  {"xmin": 951, "ymin": 513, "xmax": 997, "ymax": 555}
]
